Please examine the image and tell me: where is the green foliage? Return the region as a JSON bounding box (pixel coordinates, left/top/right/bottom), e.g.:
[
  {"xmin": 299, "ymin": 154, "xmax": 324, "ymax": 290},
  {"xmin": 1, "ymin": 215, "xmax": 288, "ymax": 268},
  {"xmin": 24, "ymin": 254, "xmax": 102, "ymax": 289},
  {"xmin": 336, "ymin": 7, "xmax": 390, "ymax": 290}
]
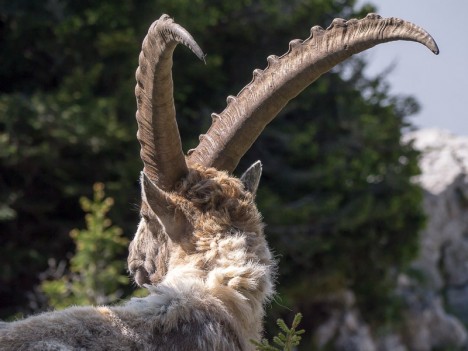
[
  {"xmin": 252, "ymin": 313, "xmax": 305, "ymax": 351},
  {"xmin": 40, "ymin": 183, "xmax": 130, "ymax": 308},
  {"xmin": 0, "ymin": 0, "xmax": 141, "ymax": 317}
]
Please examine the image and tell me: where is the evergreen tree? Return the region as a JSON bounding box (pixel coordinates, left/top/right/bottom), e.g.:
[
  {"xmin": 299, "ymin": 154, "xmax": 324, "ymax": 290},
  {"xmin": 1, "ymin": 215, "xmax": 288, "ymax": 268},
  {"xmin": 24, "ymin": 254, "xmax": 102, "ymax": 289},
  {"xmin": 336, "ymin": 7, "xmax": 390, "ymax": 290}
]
[
  {"xmin": 40, "ymin": 183, "xmax": 132, "ymax": 309},
  {"xmin": 252, "ymin": 313, "xmax": 305, "ymax": 351}
]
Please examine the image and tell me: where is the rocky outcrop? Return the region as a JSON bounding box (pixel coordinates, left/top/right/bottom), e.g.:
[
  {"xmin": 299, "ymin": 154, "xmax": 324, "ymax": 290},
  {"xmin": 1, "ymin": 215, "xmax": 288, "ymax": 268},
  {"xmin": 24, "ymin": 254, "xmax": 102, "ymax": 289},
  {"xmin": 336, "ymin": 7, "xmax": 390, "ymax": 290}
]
[
  {"xmin": 315, "ymin": 129, "xmax": 468, "ymax": 350},
  {"xmin": 314, "ymin": 292, "xmax": 379, "ymax": 351},
  {"xmin": 400, "ymin": 129, "xmax": 468, "ymax": 350}
]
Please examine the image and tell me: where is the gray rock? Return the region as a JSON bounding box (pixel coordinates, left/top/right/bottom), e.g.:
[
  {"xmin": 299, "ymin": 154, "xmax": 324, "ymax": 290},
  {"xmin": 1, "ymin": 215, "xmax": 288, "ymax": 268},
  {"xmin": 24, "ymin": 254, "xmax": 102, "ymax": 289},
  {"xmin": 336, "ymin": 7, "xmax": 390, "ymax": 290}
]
[
  {"xmin": 401, "ymin": 129, "xmax": 468, "ymax": 348},
  {"xmin": 313, "ymin": 129, "xmax": 468, "ymax": 350},
  {"xmin": 334, "ymin": 309, "xmax": 376, "ymax": 351},
  {"xmin": 313, "ymin": 291, "xmax": 378, "ymax": 351},
  {"xmin": 376, "ymin": 334, "xmax": 407, "ymax": 351},
  {"xmin": 402, "ymin": 295, "xmax": 467, "ymax": 350}
]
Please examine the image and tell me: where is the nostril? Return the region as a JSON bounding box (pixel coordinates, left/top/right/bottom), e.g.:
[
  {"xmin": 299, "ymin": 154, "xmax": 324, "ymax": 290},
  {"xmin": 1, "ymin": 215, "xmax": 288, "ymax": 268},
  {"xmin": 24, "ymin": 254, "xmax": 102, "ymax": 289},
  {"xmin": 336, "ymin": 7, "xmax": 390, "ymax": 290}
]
[{"xmin": 134, "ymin": 267, "xmax": 150, "ymax": 286}]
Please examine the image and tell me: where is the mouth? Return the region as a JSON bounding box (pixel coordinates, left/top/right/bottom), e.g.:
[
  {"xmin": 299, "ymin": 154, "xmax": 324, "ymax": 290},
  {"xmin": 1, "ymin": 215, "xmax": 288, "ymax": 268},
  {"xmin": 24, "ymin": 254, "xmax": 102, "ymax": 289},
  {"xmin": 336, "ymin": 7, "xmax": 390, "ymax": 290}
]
[
  {"xmin": 134, "ymin": 267, "xmax": 151, "ymax": 286},
  {"xmin": 129, "ymin": 262, "xmax": 151, "ymax": 286}
]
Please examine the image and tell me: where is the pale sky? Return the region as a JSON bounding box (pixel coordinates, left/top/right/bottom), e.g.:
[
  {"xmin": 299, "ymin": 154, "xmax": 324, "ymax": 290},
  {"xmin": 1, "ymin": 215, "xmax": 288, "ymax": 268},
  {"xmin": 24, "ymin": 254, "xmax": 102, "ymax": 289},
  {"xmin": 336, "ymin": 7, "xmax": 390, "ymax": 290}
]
[{"xmin": 355, "ymin": 1, "xmax": 468, "ymax": 135}]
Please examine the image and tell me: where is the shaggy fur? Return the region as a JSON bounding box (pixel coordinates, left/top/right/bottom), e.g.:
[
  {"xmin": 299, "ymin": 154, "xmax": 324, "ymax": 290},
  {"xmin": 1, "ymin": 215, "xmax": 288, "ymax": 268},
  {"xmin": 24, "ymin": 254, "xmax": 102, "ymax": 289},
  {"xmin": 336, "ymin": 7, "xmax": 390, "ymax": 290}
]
[{"xmin": 0, "ymin": 165, "xmax": 275, "ymax": 350}]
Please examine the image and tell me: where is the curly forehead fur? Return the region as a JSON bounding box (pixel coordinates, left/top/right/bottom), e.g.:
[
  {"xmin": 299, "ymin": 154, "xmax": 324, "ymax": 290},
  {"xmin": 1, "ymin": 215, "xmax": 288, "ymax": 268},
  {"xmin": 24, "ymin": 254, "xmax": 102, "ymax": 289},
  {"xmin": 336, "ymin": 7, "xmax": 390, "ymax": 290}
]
[{"xmin": 175, "ymin": 164, "xmax": 263, "ymax": 235}]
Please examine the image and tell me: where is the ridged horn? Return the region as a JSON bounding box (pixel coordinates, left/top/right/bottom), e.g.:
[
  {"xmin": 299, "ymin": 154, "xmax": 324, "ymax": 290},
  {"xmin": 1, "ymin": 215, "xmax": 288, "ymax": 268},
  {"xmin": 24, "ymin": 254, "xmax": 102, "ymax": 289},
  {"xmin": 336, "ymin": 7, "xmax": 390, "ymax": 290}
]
[
  {"xmin": 188, "ymin": 14, "xmax": 439, "ymax": 172},
  {"xmin": 136, "ymin": 14, "xmax": 205, "ymax": 190}
]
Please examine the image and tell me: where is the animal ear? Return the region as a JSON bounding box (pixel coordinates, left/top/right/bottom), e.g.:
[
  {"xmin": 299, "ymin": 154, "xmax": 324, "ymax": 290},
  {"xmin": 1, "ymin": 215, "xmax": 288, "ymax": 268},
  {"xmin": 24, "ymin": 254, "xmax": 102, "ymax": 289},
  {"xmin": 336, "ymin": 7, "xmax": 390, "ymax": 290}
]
[
  {"xmin": 140, "ymin": 172, "xmax": 193, "ymax": 247},
  {"xmin": 240, "ymin": 160, "xmax": 262, "ymax": 196}
]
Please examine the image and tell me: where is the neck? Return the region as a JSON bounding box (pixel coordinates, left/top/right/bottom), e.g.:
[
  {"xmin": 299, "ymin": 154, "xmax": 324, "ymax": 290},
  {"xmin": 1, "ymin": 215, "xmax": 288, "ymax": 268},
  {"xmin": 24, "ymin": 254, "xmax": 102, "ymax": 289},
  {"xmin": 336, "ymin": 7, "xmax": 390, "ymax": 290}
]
[{"xmin": 152, "ymin": 229, "xmax": 275, "ymax": 349}]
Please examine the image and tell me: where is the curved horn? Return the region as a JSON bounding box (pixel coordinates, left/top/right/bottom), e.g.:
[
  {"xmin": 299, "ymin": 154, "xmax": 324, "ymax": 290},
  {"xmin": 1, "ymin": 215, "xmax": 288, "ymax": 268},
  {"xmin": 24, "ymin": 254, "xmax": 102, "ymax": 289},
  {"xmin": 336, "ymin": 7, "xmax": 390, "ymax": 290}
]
[
  {"xmin": 188, "ymin": 14, "xmax": 439, "ymax": 172},
  {"xmin": 136, "ymin": 14, "xmax": 205, "ymax": 190}
]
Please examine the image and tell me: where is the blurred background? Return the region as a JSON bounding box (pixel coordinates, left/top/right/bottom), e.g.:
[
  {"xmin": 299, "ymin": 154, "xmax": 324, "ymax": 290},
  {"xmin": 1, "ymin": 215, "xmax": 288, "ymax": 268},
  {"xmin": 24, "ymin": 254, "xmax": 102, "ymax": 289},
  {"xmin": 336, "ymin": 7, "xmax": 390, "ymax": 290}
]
[
  {"xmin": 1, "ymin": 1, "xmax": 463, "ymax": 349},
  {"xmin": 357, "ymin": 0, "xmax": 468, "ymax": 135}
]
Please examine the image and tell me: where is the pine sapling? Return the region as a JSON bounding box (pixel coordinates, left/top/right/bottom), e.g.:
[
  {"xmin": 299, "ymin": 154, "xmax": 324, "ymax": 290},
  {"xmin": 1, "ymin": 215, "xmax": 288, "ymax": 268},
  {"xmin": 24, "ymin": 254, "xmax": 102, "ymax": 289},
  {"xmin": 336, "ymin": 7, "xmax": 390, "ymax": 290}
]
[{"xmin": 251, "ymin": 313, "xmax": 305, "ymax": 351}]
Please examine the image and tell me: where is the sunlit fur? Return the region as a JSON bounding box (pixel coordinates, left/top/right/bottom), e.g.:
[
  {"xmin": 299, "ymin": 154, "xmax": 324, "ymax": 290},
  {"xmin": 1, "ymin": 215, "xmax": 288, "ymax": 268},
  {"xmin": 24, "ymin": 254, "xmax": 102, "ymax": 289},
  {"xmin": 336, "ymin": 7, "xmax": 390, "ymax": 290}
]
[{"xmin": 0, "ymin": 165, "xmax": 275, "ymax": 350}]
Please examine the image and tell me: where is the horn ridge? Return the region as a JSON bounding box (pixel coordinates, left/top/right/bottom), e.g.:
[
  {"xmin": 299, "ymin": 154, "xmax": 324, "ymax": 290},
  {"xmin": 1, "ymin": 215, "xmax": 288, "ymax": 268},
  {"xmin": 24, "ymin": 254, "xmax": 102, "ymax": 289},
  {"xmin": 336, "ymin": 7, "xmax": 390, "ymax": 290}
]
[
  {"xmin": 136, "ymin": 14, "xmax": 205, "ymax": 190},
  {"xmin": 188, "ymin": 14, "xmax": 438, "ymax": 172}
]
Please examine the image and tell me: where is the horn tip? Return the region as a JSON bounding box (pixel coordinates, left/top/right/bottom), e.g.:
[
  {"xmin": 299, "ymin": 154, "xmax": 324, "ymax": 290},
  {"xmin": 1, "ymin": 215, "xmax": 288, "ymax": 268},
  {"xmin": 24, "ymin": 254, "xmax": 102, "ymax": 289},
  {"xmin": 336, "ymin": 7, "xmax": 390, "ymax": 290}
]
[{"xmin": 421, "ymin": 34, "xmax": 439, "ymax": 55}]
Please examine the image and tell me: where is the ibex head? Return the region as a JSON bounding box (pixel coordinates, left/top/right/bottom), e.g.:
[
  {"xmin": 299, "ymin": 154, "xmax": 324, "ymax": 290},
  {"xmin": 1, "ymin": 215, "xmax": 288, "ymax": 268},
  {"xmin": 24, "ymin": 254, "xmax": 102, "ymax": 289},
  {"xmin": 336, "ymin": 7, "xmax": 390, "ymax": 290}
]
[{"xmin": 127, "ymin": 14, "xmax": 438, "ymax": 289}]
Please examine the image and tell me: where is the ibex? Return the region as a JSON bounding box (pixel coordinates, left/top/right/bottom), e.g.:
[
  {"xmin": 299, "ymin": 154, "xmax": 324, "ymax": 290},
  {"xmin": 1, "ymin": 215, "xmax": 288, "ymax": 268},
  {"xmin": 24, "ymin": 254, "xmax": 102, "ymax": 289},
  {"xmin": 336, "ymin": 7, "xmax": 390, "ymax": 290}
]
[{"xmin": 0, "ymin": 13, "xmax": 438, "ymax": 351}]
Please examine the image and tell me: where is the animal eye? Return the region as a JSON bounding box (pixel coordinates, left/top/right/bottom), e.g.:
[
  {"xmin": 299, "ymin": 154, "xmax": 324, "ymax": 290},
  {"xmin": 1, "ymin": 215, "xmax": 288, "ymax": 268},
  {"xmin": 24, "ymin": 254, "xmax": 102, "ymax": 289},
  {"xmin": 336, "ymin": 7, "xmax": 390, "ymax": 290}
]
[{"xmin": 142, "ymin": 213, "xmax": 150, "ymax": 222}]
